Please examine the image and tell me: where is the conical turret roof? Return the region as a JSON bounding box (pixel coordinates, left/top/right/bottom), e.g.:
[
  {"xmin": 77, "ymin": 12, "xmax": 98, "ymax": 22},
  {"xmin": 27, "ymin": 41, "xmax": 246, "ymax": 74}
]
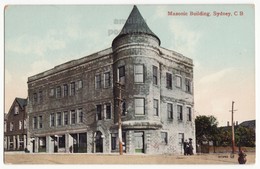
[{"xmin": 112, "ymin": 5, "xmax": 161, "ymax": 45}]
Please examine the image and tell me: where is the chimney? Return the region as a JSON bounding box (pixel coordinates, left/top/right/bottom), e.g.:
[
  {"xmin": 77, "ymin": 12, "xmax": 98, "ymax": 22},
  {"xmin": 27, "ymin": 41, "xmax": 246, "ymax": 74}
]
[
  {"xmin": 236, "ymin": 121, "xmax": 238, "ymax": 126},
  {"xmin": 227, "ymin": 121, "xmax": 229, "ymax": 126}
]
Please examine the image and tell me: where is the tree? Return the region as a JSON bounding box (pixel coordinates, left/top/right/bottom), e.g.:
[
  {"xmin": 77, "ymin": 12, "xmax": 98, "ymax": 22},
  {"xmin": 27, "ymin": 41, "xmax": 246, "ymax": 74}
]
[
  {"xmin": 195, "ymin": 115, "xmax": 219, "ymax": 150},
  {"xmin": 235, "ymin": 126, "xmax": 255, "ymax": 147}
]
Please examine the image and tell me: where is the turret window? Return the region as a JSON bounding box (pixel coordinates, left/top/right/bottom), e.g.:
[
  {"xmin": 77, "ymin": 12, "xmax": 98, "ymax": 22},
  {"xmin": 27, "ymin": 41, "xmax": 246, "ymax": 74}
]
[
  {"xmin": 135, "ymin": 98, "xmax": 145, "ymax": 115},
  {"xmin": 134, "ymin": 65, "xmax": 144, "ymax": 83},
  {"xmin": 118, "ymin": 66, "xmax": 125, "ymax": 85},
  {"xmin": 153, "ymin": 66, "xmax": 158, "ymax": 85}
]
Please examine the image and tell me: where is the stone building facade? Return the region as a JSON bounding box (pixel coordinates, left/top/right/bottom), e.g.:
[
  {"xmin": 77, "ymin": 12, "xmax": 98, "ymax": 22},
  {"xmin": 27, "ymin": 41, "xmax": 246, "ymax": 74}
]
[
  {"xmin": 27, "ymin": 5, "xmax": 195, "ymax": 154},
  {"xmin": 4, "ymin": 98, "xmax": 28, "ymax": 151}
]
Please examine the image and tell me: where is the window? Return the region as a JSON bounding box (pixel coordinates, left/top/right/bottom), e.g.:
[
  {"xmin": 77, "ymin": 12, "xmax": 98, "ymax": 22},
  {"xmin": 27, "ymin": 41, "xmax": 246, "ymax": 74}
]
[
  {"xmin": 122, "ymin": 99, "xmax": 126, "ymax": 116},
  {"xmin": 78, "ymin": 80, "xmax": 83, "ymax": 89},
  {"xmin": 9, "ymin": 137, "xmax": 14, "ymax": 149},
  {"xmin": 177, "ymin": 105, "xmax": 183, "ymax": 121},
  {"xmin": 64, "ymin": 112, "xmax": 68, "ymax": 125},
  {"xmin": 50, "ymin": 113, "xmax": 55, "ymax": 127},
  {"xmin": 161, "ymin": 132, "xmax": 168, "ymax": 145},
  {"xmin": 134, "ymin": 65, "xmax": 144, "ymax": 83},
  {"xmin": 4, "ymin": 121, "xmax": 6, "ymax": 132},
  {"xmin": 14, "ymin": 106, "xmax": 19, "ymax": 115},
  {"xmin": 59, "ymin": 135, "xmax": 65, "ymax": 148},
  {"xmin": 39, "ymin": 116, "xmax": 43, "ymax": 129},
  {"xmin": 185, "ymin": 78, "xmax": 192, "ymax": 93},
  {"xmin": 56, "ymin": 86, "xmax": 61, "ymax": 98},
  {"xmin": 78, "ymin": 109, "xmax": 83, "ymax": 123},
  {"xmin": 176, "ymin": 76, "xmax": 182, "ymax": 88},
  {"xmin": 50, "ymin": 88, "xmax": 55, "ymax": 97},
  {"xmin": 111, "ymin": 133, "xmax": 118, "ymax": 150},
  {"xmin": 95, "ymin": 74, "xmax": 101, "ymax": 89},
  {"xmin": 24, "ymin": 120, "xmax": 27, "ymax": 129},
  {"xmin": 39, "ymin": 137, "xmax": 46, "ymax": 152},
  {"xmin": 71, "ymin": 82, "xmax": 75, "ymax": 95},
  {"xmin": 39, "ymin": 91, "xmax": 43, "ymax": 102},
  {"xmin": 167, "ymin": 103, "xmax": 173, "ymax": 119},
  {"xmin": 118, "ymin": 66, "xmax": 125, "ymax": 85},
  {"xmin": 57, "ymin": 112, "xmax": 62, "ymax": 126},
  {"xmin": 71, "ymin": 110, "xmax": 76, "ymax": 124},
  {"xmin": 187, "ymin": 107, "xmax": 192, "ymax": 121},
  {"xmin": 64, "ymin": 84, "xmax": 68, "ymax": 96},
  {"xmin": 166, "ymin": 73, "xmax": 172, "ymax": 89},
  {"xmin": 19, "ymin": 137, "xmax": 24, "ymax": 149},
  {"xmin": 105, "ymin": 103, "xmax": 111, "ymax": 119},
  {"xmin": 10, "ymin": 122, "xmax": 14, "ymax": 131},
  {"xmin": 19, "ymin": 120, "xmax": 22, "ymax": 130},
  {"xmin": 153, "ymin": 66, "xmax": 158, "ymax": 85},
  {"xmin": 178, "ymin": 133, "xmax": 184, "ymax": 145},
  {"xmin": 96, "ymin": 105, "xmax": 102, "ymax": 120},
  {"xmin": 104, "ymin": 72, "xmax": 111, "ymax": 88},
  {"xmin": 33, "ymin": 93, "xmax": 37, "ymax": 104},
  {"xmin": 33, "ymin": 116, "xmax": 37, "ymax": 129},
  {"xmin": 153, "ymin": 99, "xmax": 159, "ymax": 116},
  {"xmin": 135, "ymin": 98, "xmax": 145, "ymax": 115}
]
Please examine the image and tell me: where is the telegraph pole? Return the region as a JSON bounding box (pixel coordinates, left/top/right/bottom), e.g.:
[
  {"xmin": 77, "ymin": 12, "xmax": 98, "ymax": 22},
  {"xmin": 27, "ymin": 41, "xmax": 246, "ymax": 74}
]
[
  {"xmin": 231, "ymin": 101, "xmax": 236, "ymax": 154},
  {"xmin": 116, "ymin": 82, "xmax": 123, "ymax": 155}
]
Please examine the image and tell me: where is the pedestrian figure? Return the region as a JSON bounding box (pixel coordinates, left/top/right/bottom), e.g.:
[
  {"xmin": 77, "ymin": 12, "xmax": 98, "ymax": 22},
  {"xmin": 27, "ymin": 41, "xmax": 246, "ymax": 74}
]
[
  {"xmin": 188, "ymin": 138, "xmax": 194, "ymax": 155},
  {"xmin": 183, "ymin": 139, "xmax": 188, "ymax": 155},
  {"xmin": 238, "ymin": 149, "xmax": 247, "ymax": 164}
]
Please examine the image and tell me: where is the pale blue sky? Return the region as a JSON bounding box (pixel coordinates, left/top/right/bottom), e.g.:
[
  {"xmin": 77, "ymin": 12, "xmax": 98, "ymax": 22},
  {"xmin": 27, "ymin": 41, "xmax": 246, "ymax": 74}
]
[{"xmin": 5, "ymin": 5, "xmax": 255, "ymax": 126}]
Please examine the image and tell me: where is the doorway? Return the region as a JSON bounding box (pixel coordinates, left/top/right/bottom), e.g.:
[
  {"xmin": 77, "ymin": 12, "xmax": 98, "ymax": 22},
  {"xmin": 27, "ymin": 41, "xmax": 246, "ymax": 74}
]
[
  {"xmin": 134, "ymin": 131, "xmax": 144, "ymax": 153},
  {"xmin": 95, "ymin": 131, "xmax": 103, "ymax": 153}
]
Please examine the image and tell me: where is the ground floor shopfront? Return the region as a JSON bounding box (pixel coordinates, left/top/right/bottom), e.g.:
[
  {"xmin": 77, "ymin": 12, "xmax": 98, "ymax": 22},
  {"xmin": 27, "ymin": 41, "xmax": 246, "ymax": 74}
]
[
  {"xmin": 4, "ymin": 134, "xmax": 27, "ymax": 151},
  {"xmin": 28, "ymin": 127, "xmax": 195, "ymax": 154}
]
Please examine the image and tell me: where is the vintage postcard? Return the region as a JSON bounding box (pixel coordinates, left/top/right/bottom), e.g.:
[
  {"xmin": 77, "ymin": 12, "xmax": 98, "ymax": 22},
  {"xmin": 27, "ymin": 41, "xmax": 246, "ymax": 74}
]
[{"xmin": 3, "ymin": 3, "xmax": 256, "ymax": 166}]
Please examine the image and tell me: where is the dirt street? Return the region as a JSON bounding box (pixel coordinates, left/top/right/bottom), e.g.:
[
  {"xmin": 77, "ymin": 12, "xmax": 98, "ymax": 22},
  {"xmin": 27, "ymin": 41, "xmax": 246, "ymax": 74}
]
[{"xmin": 4, "ymin": 152, "xmax": 255, "ymax": 165}]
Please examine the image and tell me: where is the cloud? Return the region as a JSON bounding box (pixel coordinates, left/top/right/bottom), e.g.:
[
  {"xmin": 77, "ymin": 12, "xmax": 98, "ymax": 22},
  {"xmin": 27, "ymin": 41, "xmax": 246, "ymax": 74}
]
[
  {"xmin": 22, "ymin": 60, "xmax": 54, "ymax": 79},
  {"xmin": 198, "ymin": 68, "xmax": 235, "ymax": 85},
  {"xmin": 5, "ymin": 33, "xmax": 66, "ymax": 57},
  {"xmin": 5, "ymin": 69, "xmax": 12, "ymax": 84},
  {"xmin": 169, "ymin": 19, "xmax": 201, "ymax": 57}
]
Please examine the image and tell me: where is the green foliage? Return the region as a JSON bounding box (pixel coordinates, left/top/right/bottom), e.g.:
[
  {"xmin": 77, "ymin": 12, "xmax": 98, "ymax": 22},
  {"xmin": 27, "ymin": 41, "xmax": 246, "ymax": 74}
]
[
  {"xmin": 235, "ymin": 125, "xmax": 255, "ymax": 147},
  {"xmin": 195, "ymin": 116, "xmax": 255, "ymax": 147},
  {"xmin": 195, "ymin": 115, "xmax": 219, "ymax": 144}
]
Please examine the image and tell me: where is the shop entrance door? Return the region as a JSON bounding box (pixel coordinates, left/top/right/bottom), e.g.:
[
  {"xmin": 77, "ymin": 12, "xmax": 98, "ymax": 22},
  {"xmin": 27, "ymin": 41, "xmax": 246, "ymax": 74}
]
[{"xmin": 134, "ymin": 132, "xmax": 144, "ymax": 153}]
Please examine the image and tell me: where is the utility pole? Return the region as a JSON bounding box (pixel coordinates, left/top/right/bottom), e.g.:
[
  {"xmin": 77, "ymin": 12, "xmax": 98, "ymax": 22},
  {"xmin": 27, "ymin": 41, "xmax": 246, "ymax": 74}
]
[
  {"xmin": 230, "ymin": 101, "xmax": 237, "ymax": 154},
  {"xmin": 116, "ymin": 82, "xmax": 123, "ymax": 155}
]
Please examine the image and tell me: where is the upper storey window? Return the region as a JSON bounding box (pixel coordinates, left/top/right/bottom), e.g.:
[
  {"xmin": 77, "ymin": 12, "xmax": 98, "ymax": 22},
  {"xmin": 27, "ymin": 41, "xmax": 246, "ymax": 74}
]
[
  {"xmin": 38, "ymin": 91, "xmax": 43, "ymax": 102},
  {"xmin": 49, "ymin": 88, "xmax": 55, "ymax": 97},
  {"xmin": 33, "ymin": 93, "xmax": 37, "ymax": 104},
  {"xmin": 118, "ymin": 66, "xmax": 125, "ymax": 85},
  {"xmin": 153, "ymin": 66, "xmax": 158, "ymax": 85},
  {"xmin": 78, "ymin": 80, "xmax": 83, "ymax": 89},
  {"xmin": 71, "ymin": 82, "xmax": 76, "ymax": 95},
  {"xmin": 64, "ymin": 84, "xmax": 68, "ymax": 96},
  {"xmin": 56, "ymin": 86, "xmax": 61, "ymax": 98},
  {"xmin": 135, "ymin": 98, "xmax": 145, "ymax": 115},
  {"xmin": 14, "ymin": 105, "xmax": 19, "ymax": 115},
  {"xmin": 104, "ymin": 72, "xmax": 111, "ymax": 88},
  {"xmin": 134, "ymin": 65, "xmax": 144, "ymax": 83},
  {"xmin": 176, "ymin": 76, "xmax": 182, "ymax": 88},
  {"xmin": 95, "ymin": 74, "xmax": 101, "ymax": 89},
  {"xmin": 185, "ymin": 78, "xmax": 192, "ymax": 93},
  {"xmin": 166, "ymin": 73, "xmax": 172, "ymax": 89}
]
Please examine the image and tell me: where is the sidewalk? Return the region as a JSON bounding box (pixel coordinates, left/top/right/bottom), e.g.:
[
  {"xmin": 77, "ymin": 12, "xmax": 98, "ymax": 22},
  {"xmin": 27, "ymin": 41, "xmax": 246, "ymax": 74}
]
[{"xmin": 4, "ymin": 152, "xmax": 255, "ymax": 164}]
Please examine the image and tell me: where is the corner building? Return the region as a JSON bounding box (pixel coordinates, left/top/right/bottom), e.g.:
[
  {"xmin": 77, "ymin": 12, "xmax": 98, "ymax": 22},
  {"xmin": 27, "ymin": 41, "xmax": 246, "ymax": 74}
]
[{"xmin": 27, "ymin": 6, "xmax": 195, "ymax": 154}]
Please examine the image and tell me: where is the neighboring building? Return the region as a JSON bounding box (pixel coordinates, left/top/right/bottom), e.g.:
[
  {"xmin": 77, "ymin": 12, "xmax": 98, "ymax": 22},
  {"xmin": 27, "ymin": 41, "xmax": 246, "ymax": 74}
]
[
  {"xmin": 4, "ymin": 98, "xmax": 27, "ymax": 151},
  {"xmin": 27, "ymin": 5, "xmax": 195, "ymax": 154},
  {"xmin": 239, "ymin": 120, "xmax": 255, "ymax": 130}
]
